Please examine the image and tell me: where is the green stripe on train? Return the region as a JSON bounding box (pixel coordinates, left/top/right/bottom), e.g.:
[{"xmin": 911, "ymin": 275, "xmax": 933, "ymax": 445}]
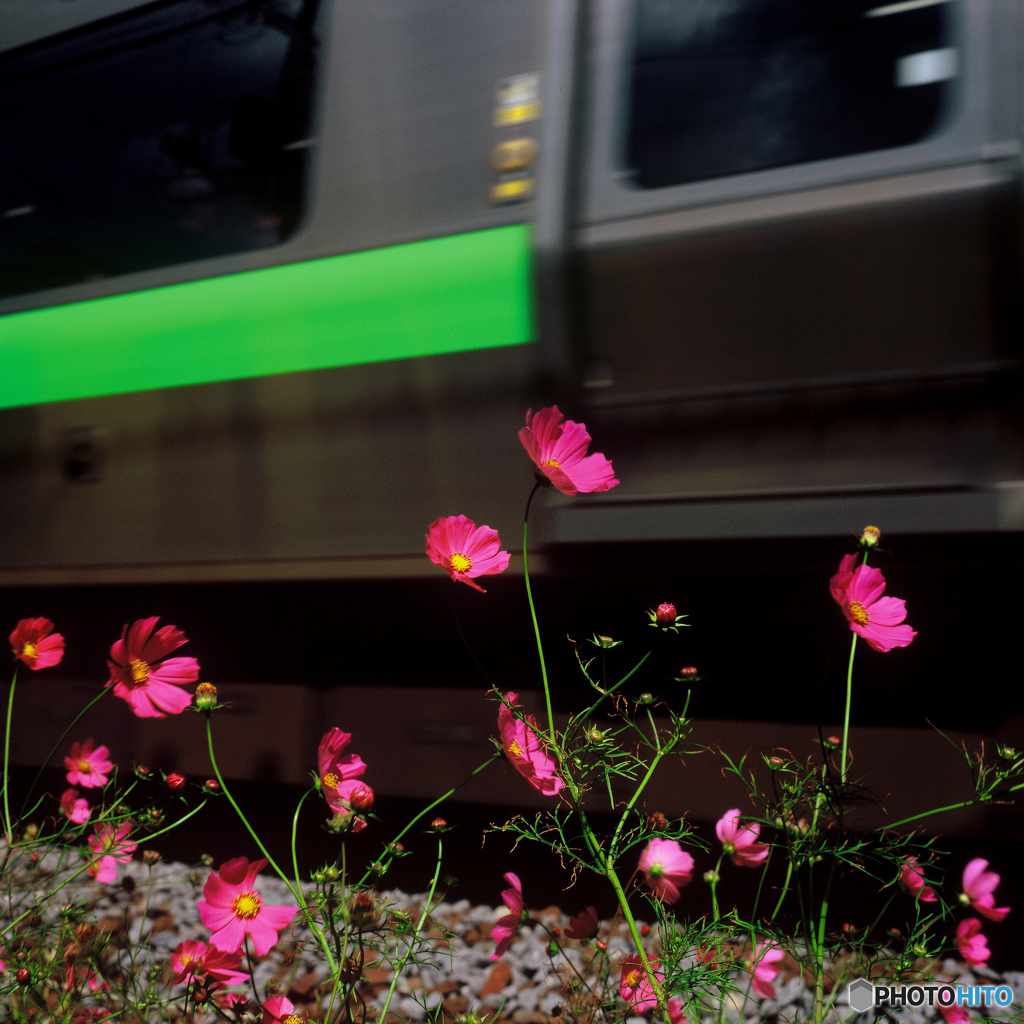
[{"xmin": 0, "ymin": 224, "xmax": 533, "ymax": 409}]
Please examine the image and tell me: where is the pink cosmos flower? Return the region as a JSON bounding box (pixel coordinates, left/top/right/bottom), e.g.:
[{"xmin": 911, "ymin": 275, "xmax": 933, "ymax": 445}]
[
  {"xmin": 956, "ymin": 918, "xmax": 989, "ymax": 967},
  {"xmin": 216, "ymin": 992, "xmax": 249, "ymax": 1010},
  {"xmin": 106, "ymin": 617, "xmax": 200, "ymax": 718},
  {"xmin": 667, "ymin": 998, "xmax": 688, "ymax": 1024},
  {"xmin": 490, "ymin": 872, "xmax": 525, "ymax": 961},
  {"xmin": 716, "ymin": 809, "xmax": 770, "ymax": 867},
  {"xmin": 425, "ymin": 515, "xmax": 510, "ymax": 593},
  {"xmin": 899, "ymin": 857, "xmax": 938, "ymax": 903},
  {"xmin": 520, "ymin": 406, "xmax": 619, "ymax": 496},
  {"xmin": 565, "ymin": 906, "xmax": 599, "ymax": 941},
  {"xmin": 828, "ymin": 559, "xmax": 915, "ymax": 653},
  {"xmin": 10, "ymin": 618, "xmax": 65, "ymax": 670},
  {"xmin": 171, "ymin": 939, "xmax": 249, "ymax": 987},
  {"xmin": 64, "ymin": 739, "xmax": 113, "ymax": 789},
  {"xmin": 939, "ymin": 996, "xmax": 971, "ymax": 1023},
  {"xmin": 619, "ymin": 956, "xmax": 664, "ymax": 1012},
  {"xmin": 198, "ymin": 857, "xmax": 297, "ymax": 956},
  {"xmin": 261, "ymin": 995, "xmax": 299, "ymax": 1024},
  {"xmin": 59, "ymin": 788, "xmax": 91, "ymax": 825},
  {"xmin": 749, "ymin": 942, "xmax": 785, "ymax": 999},
  {"xmin": 961, "ymin": 859, "xmax": 1010, "ymax": 922},
  {"xmin": 86, "ymin": 822, "xmax": 137, "ymax": 884},
  {"xmin": 638, "ymin": 838, "xmax": 694, "ymax": 903},
  {"xmin": 317, "ymin": 728, "xmax": 372, "ymax": 831},
  {"xmin": 498, "ymin": 692, "xmax": 564, "ymax": 797}
]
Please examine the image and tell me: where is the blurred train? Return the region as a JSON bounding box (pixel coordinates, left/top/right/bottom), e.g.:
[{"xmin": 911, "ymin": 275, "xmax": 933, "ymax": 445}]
[{"xmin": 1, "ymin": 0, "xmax": 1022, "ymax": 586}]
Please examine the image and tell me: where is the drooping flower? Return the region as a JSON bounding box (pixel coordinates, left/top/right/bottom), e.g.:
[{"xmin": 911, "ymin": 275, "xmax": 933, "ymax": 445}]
[
  {"xmin": 899, "ymin": 857, "xmax": 938, "ymax": 903},
  {"xmin": 749, "ymin": 942, "xmax": 784, "ymax": 999},
  {"xmin": 498, "ymin": 692, "xmax": 564, "ymax": 797},
  {"xmin": 64, "ymin": 739, "xmax": 113, "ymax": 789},
  {"xmin": 59, "ymin": 789, "xmax": 91, "ymax": 825},
  {"xmin": 716, "ymin": 809, "xmax": 770, "ymax": 867},
  {"xmin": 490, "ymin": 872, "xmax": 525, "ymax": 960},
  {"xmin": 829, "ymin": 559, "xmax": 916, "ymax": 653},
  {"xmin": 638, "ymin": 838, "xmax": 694, "ymax": 903},
  {"xmin": 960, "ymin": 859, "xmax": 1010, "ymax": 922},
  {"xmin": 10, "ymin": 618, "xmax": 65, "ymax": 670},
  {"xmin": 170, "ymin": 939, "xmax": 249, "ymax": 986},
  {"xmin": 86, "ymin": 823, "xmax": 137, "ymax": 884},
  {"xmin": 956, "ymin": 918, "xmax": 989, "ymax": 967},
  {"xmin": 425, "ymin": 516, "xmax": 510, "ymax": 593},
  {"xmin": 261, "ymin": 995, "xmax": 300, "ymax": 1024},
  {"xmin": 106, "ymin": 617, "xmax": 200, "ymax": 718},
  {"xmin": 619, "ymin": 956, "xmax": 664, "ymax": 1012},
  {"xmin": 565, "ymin": 906, "xmax": 599, "ymax": 941},
  {"xmin": 317, "ymin": 728, "xmax": 372, "ymax": 830},
  {"xmin": 198, "ymin": 857, "xmax": 297, "ymax": 956},
  {"xmin": 519, "ymin": 406, "xmax": 619, "ymax": 496}
]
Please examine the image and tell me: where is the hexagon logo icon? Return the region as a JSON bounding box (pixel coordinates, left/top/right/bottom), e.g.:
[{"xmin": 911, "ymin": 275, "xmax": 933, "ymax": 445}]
[{"xmin": 847, "ymin": 978, "xmax": 874, "ymax": 1013}]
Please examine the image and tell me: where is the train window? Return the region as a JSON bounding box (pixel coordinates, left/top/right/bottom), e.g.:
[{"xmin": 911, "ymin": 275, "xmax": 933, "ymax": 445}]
[
  {"xmin": 0, "ymin": 0, "xmax": 320, "ymax": 301},
  {"xmin": 627, "ymin": 0, "xmax": 957, "ymax": 190}
]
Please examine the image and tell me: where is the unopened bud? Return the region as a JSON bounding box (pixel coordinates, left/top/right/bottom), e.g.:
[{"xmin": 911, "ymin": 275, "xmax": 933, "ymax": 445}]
[
  {"xmin": 639, "ymin": 924, "xmax": 650, "ymax": 937},
  {"xmin": 655, "ymin": 603, "xmax": 676, "ymax": 626},
  {"xmin": 703, "ymin": 869, "xmax": 720, "ymax": 884},
  {"xmin": 595, "ymin": 940, "xmax": 607, "ymax": 952},
  {"xmin": 911, "ymin": 944, "xmax": 927, "ymax": 957},
  {"xmin": 136, "ymin": 765, "xmax": 152, "ymax": 777},
  {"xmin": 347, "ymin": 782, "xmax": 374, "ymax": 812},
  {"xmin": 325, "ymin": 865, "xmax": 340, "ymax": 881},
  {"xmin": 142, "ymin": 850, "xmax": 161, "ymax": 866},
  {"xmin": 29, "ymin": 853, "xmax": 39, "ymax": 863},
  {"xmin": 859, "ymin": 526, "xmax": 881, "ymax": 547},
  {"xmin": 586, "ymin": 727, "xmax": 605, "ymax": 743},
  {"xmin": 16, "ymin": 967, "xmax": 30, "ymax": 984},
  {"xmin": 825, "ymin": 735, "xmax": 842, "ymax": 748},
  {"xmin": 200, "ymin": 853, "xmax": 214, "ymax": 867},
  {"xmin": 639, "ymin": 692, "xmax": 654, "ymax": 705},
  {"xmin": 596, "ymin": 635, "xmax": 617, "ymax": 648},
  {"xmin": 194, "ymin": 682, "xmax": 218, "ymax": 711},
  {"xmin": 194, "ymin": 987, "xmax": 209, "ymax": 1003},
  {"xmin": 147, "ymin": 808, "xmax": 163, "ymax": 824},
  {"xmin": 430, "ymin": 818, "xmax": 448, "ymax": 830},
  {"xmin": 677, "ymin": 666, "xmax": 698, "ymax": 677},
  {"xmin": 165, "ymin": 772, "xmax": 186, "ymax": 790},
  {"xmin": 769, "ymin": 756, "xmax": 785, "ymax": 768},
  {"xmin": 204, "ymin": 779, "xmax": 220, "ymax": 792},
  {"xmin": 23, "ymin": 823, "xmax": 38, "ymax": 840}
]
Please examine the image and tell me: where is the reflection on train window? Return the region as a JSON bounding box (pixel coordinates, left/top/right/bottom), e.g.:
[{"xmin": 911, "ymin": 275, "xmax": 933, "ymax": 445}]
[
  {"xmin": 0, "ymin": 0, "xmax": 321, "ymax": 300},
  {"xmin": 627, "ymin": 0, "xmax": 957, "ymax": 189}
]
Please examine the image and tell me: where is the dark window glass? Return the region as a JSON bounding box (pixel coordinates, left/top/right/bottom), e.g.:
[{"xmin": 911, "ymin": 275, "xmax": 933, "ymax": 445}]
[
  {"xmin": 627, "ymin": 0, "xmax": 956, "ymax": 189},
  {"xmin": 0, "ymin": 0, "xmax": 321, "ymax": 300}
]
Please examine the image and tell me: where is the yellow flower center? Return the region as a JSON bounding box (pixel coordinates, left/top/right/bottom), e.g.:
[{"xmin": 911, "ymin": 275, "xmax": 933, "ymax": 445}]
[
  {"xmin": 541, "ymin": 459, "xmax": 559, "ymax": 468},
  {"xmin": 507, "ymin": 740, "xmax": 523, "ymax": 757},
  {"xmin": 848, "ymin": 601, "xmax": 870, "ymax": 625},
  {"xmin": 128, "ymin": 658, "xmax": 150, "ymax": 686},
  {"xmin": 625, "ymin": 969, "xmax": 641, "ymax": 987},
  {"xmin": 232, "ymin": 891, "xmax": 262, "ymax": 919},
  {"xmin": 21, "ymin": 641, "xmax": 37, "ymax": 660},
  {"xmin": 196, "ymin": 682, "xmax": 217, "ymax": 698},
  {"xmin": 78, "ymin": 760, "xmax": 92, "ymax": 773},
  {"xmin": 180, "ymin": 954, "xmax": 193, "ymax": 965},
  {"xmin": 449, "ymin": 552, "xmax": 472, "ymax": 573},
  {"xmin": 283, "ymin": 1016, "xmax": 303, "ymax": 1024},
  {"xmin": 322, "ymin": 772, "xmax": 339, "ymax": 788}
]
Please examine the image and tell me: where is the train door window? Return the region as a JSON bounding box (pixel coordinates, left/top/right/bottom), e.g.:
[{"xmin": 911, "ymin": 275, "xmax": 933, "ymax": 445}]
[
  {"xmin": 0, "ymin": 0, "xmax": 321, "ymax": 301},
  {"xmin": 627, "ymin": 0, "xmax": 958, "ymax": 189}
]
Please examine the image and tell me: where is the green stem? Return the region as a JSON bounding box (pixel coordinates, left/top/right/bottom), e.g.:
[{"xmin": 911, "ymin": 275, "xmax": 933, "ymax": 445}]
[
  {"xmin": 710, "ymin": 852, "xmax": 725, "ymax": 922},
  {"xmin": 379, "ymin": 836, "xmax": 444, "ymax": 1022},
  {"xmin": 523, "ymin": 482, "xmax": 554, "ymax": 742},
  {"xmin": 19, "ymin": 687, "xmax": 108, "ymax": 819},
  {"xmin": 813, "ymin": 854, "xmax": 840, "ymax": 1024},
  {"xmin": 292, "ymin": 788, "xmax": 314, "ymax": 894},
  {"xmin": 770, "ymin": 860, "xmax": 793, "ymax": 920},
  {"xmin": 884, "ymin": 781, "xmax": 1024, "ymax": 830},
  {"xmin": 839, "ymin": 632, "xmax": 857, "ymax": 787},
  {"xmin": 609, "ymin": 739, "xmax": 674, "ymax": 859},
  {"xmin": 3, "ymin": 666, "xmax": 18, "ymax": 844}
]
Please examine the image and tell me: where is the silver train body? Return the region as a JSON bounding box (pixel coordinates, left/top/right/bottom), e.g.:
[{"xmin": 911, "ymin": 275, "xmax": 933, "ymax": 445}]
[{"xmin": 0, "ymin": 0, "xmax": 1022, "ymax": 586}]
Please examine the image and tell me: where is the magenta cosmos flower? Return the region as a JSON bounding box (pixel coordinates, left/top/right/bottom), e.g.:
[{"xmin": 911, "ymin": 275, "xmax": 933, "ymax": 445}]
[
  {"xmin": 9, "ymin": 618, "xmax": 65, "ymax": 670},
  {"xmin": 498, "ymin": 692, "xmax": 564, "ymax": 796},
  {"xmin": 938, "ymin": 996, "xmax": 971, "ymax": 1023},
  {"xmin": 565, "ymin": 905, "xmax": 599, "ymax": 941},
  {"xmin": 106, "ymin": 617, "xmax": 200, "ymax": 718},
  {"xmin": 899, "ymin": 857, "xmax": 937, "ymax": 903},
  {"xmin": 961, "ymin": 859, "xmax": 1009, "ymax": 921},
  {"xmin": 426, "ymin": 515, "xmax": 510, "ymax": 593},
  {"xmin": 829, "ymin": 556, "xmax": 916, "ymax": 653},
  {"xmin": 261, "ymin": 995, "xmax": 300, "ymax": 1024},
  {"xmin": 171, "ymin": 939, "xmax": 248, "ymax": 987},
  {"xmin": 317, "ymin": 728, "xmax": 372, "ymax": 831},
  {"xmin": 957, "ymin": 918, "xmax": 989, "ymax": 967},
  {"xmin": 638, "ymin": 838, "xmax": 694, "ymax": 903},
  {"xmin": 519, "ymin": 406, "xmax": 619, "ymax": 496},
  {"xmin": 716, "ymin": 809, "xmax": 770, "ymax": 867},
  {"xmin": 59, "ymin": 788, "xmax": 91, "ymax": 825},
  {"xmin": 87, "ymin": 822, "xmax": 137, "ymax": 884},
  {"xmin": 749, "ymin": 942, "xmax": 785, "ymax": 999},
  {"xmin": 490, "ymin": 871, "xmax": 525, "ymax": 960},
  {"xmin": 64, "ymin": 739, "xmax": 113, "ymax": 789},
  {"xmin": 619, "ymin": 956, "xmax": 664, "ymax": 1013},
  {"xmin": 199, "ymin": 857, "xmax": 297, "ymax": 956}
]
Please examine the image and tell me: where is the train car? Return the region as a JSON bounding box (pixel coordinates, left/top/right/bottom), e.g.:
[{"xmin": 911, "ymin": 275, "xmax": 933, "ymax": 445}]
[{"xmin": 0, "ymin": 0, "xmax": 1021, "ymax": 584}]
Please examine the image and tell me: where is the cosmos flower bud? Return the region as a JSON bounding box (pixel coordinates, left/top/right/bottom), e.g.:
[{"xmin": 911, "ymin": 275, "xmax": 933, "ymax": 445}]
[
  {"xmin": 656, "ymin": 603, "xmax": 676, "ymax": 625},
  {"xmin": 639, "ymin": 923, "xmax": 650, "ymax": 937},
  {"xmin": 194, "ymin": 682, "xmax": 218, "ymax": 711},
  {"xmin": 769, "ymin": 756, "xmax": 785, "ymax": 768},
  {"xmin": 325, "ymin": 865, "xmax": 340, "ymax": 881},
  {"xmin": 23, "ymin": 823, "xmax": 38, "ymax": 840},
  {"xmin": 165, "ymin": 772, "xmax": 186, "ymax": 790},
  {"xmin": 143, "ymin": 850, "xmax": 161, "ymax": 866},
  {"xmin": 677, "ymin": 666, "xmax": 698, "ymax": 677},
  {"xmin": 859, "ymin": 525, "xmax": 881, "ymax": 547},
  {"xmin": 703, "ymin": 869, "xmax": 720, "ymax": 884},
  {"xmin": 639, "ymin": 692, "xmax": 654, "ymax": 705},
  {"xmin": 16, "ymin": 968, "xmax": 30, "ymax": 984},
  {"xmin": 430, "ymin": 818, "xmax": 448, "ymax": 830},
  {"xmin": 204, "ymin": 779, "xmax": 220, "ymax": 792},
  {"xmin": 347, "ymin": 782, "xmax": 374, "ymax": 812},
  {"xmin": 824, "ymin": 736, "xmax": 841, "ymax": 748}
]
